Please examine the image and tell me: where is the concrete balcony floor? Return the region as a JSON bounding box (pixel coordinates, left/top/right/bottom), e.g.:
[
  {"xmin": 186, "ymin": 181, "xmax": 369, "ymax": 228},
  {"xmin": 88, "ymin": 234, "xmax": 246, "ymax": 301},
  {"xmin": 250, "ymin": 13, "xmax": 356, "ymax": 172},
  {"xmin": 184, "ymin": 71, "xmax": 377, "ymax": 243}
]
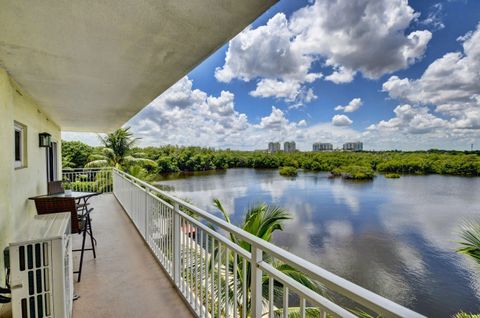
[{"xmin": 72, "ymin": 194, "xmax": 193, "ymax": 318}]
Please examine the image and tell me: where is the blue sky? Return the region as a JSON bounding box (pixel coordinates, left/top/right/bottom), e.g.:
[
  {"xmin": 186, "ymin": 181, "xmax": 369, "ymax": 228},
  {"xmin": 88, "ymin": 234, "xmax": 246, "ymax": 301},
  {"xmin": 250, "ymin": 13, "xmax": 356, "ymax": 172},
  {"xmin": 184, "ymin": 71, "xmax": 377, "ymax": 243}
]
[{"xmin": 64, "ymin": 0, "xmax": 480, "ymax": 151}]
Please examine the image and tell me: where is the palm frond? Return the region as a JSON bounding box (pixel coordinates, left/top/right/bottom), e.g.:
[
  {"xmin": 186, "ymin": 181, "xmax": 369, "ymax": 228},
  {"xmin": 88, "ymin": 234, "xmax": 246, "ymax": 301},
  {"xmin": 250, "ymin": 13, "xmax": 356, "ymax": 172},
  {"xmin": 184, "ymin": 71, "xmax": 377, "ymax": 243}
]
[
  {"xmin": 273, "ymin": 307, "xmax": 328, "ymax": 318},
  {"xmin": 88, "ymin": 154, "xmax": 107, "ymax": 161},
  {"xmin": 457, "ymin": 221, "xmax": 480, "ymax": 265},
  {"xmin": 85, "ymin": 159, "xmax": 108, "ymax": 168},
  {"xmin": 213, "ymin": 198, "xmax": 238, "ymax": 244},
  {"xmin": 124, "ymin": 156, "xmax": 157, "ymax": 168},
  {"xmin": 242, "ymin": 204, "xmax": 292, "ymax": 242},
  {"xmin": 454, "ymin": 312, "xmax": 480, "ymax": 318}
]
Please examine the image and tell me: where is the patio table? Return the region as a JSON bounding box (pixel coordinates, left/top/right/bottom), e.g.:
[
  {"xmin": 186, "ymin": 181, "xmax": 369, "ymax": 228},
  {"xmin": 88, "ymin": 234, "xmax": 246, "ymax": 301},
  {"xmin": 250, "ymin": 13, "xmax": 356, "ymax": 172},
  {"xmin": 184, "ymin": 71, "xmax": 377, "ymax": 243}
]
[{"xmin": 29, "ymin": 191, "xmax": 101, "ymax": 214}]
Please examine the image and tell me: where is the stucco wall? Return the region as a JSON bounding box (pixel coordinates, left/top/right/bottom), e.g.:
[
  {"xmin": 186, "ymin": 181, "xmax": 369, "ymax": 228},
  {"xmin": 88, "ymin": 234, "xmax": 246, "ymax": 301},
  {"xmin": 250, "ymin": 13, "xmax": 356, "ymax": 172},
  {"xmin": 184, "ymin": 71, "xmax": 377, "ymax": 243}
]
[{"xmin": 0, "ymin": 67, "xmax": 61, "ymax": 292}]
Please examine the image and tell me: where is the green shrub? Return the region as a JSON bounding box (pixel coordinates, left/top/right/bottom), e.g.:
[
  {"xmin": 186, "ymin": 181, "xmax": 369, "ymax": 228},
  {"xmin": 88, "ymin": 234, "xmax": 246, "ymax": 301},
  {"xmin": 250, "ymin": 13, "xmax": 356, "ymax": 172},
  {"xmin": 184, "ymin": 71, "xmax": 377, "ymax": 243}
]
[
  {"xmin": 331, "ymin": 165, "xmax": 374, "ymax": 180},
  {"xmin": 384, "ymin": 173, "xmax": 400, "ymax": 178},
  {"xmin": 279, "ymin": 166, "xmax": 298, "ymax": 177},
  {"xmin": 70, "ymin": 181, "xmax": 97, "ymax": 192}
]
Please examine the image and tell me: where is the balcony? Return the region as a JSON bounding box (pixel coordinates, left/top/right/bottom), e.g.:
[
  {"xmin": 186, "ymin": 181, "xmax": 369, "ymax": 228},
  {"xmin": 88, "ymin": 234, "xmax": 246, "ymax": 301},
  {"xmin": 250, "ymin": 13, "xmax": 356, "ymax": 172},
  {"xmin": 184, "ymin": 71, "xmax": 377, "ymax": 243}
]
[
  {"xmin": 71, "ymin": 193, "xmax": 193, "ymax": 318},
  {"xmin": 66, "ymin": 168, "xmax": 424, "ymax": 318}
]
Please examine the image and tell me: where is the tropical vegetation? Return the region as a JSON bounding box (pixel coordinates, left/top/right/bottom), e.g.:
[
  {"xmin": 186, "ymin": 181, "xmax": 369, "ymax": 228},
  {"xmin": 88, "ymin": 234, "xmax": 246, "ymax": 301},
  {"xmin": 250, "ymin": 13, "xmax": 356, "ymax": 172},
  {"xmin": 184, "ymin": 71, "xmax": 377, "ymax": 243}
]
[
  {"xmin": 457, "ymin": 222, "xmax": 480, "ymax": 266},
  {"xmin": 208, "ymin": 199, "xmax": 323, "ymax": 317},
  {"xmin": 331, "ymin": 165, "xmax": 374, "ymax": 180},
  {"xmin": 62, "ymin": 128, "xmax": 156, "ymax": 191},
  {"xmin": 384, "ymin": 173, "xmax": 400, "ymax": 179},
  {"xmin": 83, "ymin": 127, "xmax": 156, "ymax": 171},
  {"xmin": 279, "ymin": 166, "xmax": 298, "ymax": 177},
  {"xmin": 62, "ymin": 141, "xmax": 480, "ymax": 180}
]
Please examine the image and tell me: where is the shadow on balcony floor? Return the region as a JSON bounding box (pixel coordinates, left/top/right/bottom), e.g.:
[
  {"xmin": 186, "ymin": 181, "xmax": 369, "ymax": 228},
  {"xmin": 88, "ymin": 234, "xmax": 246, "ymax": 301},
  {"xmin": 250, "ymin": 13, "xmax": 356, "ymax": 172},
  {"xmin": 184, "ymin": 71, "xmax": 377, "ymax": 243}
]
[{"xmin": 72, "ymin": 194, "xmax": 193, "ymax": 318}]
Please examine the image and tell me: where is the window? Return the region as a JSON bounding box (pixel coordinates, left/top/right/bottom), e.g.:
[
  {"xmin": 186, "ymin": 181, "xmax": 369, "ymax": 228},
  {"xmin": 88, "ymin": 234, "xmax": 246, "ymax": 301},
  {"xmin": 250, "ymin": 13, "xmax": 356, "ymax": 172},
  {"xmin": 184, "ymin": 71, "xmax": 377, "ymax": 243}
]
[{"xmin": 14, "ymin": 121, "xmax": 27, "ymax": 168}]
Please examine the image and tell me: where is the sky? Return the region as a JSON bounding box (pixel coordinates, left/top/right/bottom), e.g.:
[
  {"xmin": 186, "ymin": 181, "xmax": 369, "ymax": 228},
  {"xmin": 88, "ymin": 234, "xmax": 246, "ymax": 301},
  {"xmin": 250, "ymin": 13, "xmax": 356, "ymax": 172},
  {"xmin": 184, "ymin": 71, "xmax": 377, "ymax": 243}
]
[{"xmin": 63, "ymin": 0, "xmax": 480, "ymax": 151}]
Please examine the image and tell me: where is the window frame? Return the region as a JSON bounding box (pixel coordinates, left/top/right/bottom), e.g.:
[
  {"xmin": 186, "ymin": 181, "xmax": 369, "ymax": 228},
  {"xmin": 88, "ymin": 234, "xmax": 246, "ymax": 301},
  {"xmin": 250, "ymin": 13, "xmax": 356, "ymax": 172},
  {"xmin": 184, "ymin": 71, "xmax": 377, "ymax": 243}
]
[{"xmin": 14, "ymin": 121, "xmax": 27, "ymax": 169}]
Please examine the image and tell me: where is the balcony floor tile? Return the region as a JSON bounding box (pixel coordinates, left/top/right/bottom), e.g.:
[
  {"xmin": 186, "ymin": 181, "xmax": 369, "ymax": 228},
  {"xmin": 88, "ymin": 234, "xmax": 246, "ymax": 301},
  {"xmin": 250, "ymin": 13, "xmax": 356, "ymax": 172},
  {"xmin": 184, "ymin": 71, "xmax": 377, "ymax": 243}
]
[{"xmin": 72, "ymin": 194, "xmax": 193, "ymax": 318}]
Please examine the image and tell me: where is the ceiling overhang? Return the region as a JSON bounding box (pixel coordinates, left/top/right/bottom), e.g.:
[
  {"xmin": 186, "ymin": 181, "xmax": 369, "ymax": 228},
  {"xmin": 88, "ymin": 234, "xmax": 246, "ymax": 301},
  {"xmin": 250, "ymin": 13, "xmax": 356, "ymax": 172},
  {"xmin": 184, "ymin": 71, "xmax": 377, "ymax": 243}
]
[{"xmin": 0, "ymin": 0, "xmax": 277, "ymax": 132}]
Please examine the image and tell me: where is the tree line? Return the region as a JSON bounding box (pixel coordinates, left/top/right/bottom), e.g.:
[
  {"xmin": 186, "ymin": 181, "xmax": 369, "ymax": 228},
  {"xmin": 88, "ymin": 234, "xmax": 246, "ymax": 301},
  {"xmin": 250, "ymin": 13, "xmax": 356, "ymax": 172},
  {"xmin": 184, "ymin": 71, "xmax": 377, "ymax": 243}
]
[{"xmin": 63, "ymin": 140, "xmax": 480, "ymax": 178}]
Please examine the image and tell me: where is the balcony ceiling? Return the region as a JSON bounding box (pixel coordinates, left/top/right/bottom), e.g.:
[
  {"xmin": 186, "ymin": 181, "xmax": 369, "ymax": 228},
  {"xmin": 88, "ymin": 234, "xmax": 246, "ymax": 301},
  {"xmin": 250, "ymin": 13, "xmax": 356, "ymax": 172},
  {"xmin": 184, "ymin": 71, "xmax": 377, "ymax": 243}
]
[{"xmin": 0, "ymin": 0, "xmax": 276, "ymax": 132}]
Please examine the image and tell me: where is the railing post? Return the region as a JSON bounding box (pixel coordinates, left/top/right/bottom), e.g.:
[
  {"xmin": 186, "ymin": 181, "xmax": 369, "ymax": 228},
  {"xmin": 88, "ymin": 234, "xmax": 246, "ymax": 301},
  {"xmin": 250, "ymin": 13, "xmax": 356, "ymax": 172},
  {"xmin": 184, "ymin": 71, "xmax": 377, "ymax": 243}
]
[
  {"xmin": 251, "ymin": 245, "xmax": 263, "ymax": 318},
  {"xmin": 173, "ymin": 202, "xmax": 181, "ymax": 286}
]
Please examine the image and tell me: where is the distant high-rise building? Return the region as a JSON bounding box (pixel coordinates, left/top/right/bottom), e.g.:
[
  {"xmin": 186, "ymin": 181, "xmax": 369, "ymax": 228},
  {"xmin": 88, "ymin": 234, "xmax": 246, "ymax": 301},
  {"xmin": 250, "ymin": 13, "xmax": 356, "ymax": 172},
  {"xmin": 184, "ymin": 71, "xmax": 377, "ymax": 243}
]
[
  {"xmin": 284, "ymin": 141, "xmax": 296, "ymax": 153},
  {"xmin": 313, "ymin": 142, "xmax": 333, "ymax": 151},
  {"xmin": 343, "ymin": 142, "xmax": 363, "ymax": 151},
  {"xmin": 268, "ymin": 142, "xmax": 281, "ymax": 153}
]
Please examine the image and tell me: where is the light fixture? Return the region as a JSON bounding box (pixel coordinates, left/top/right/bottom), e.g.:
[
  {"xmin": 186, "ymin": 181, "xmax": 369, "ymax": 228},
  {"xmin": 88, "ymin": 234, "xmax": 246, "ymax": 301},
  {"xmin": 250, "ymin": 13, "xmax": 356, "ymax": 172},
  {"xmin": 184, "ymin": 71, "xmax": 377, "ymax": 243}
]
[{"xmin": 39, "ymin": 132, "xmax": 51, "ymax": 147}]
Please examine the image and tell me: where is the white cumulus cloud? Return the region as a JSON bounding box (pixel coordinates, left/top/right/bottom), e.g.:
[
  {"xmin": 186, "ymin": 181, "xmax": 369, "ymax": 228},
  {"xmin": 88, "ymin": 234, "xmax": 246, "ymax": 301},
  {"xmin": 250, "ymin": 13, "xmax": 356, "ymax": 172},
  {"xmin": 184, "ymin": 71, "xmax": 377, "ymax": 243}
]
[
  {"xmin": 290, "ymin": 0, "xmax": 432, "ymax": 80},
  {"xmin": 335, "ymin": 98, "xmax": 363, "ymax": 113},
  {"xmin": 332, "ymin": 114, "xmax": 353, "ymax": 126},
  {"xmin": 367, "ymin": 104, "xmax": 447, "ymax": 134},
  {"xmin": 381, "ymin": 23, "xmax": 480, "ymax": 135},
  {"xmin": 215, "ymin": 0, "xmax": 431, "ymax": 104}
]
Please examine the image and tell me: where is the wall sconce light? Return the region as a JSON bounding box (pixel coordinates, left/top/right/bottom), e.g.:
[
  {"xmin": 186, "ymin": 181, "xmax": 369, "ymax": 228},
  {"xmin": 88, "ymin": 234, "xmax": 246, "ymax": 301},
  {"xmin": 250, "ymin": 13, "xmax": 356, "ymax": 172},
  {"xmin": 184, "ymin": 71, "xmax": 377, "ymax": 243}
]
[{"xmin": 39, "ymin": 132, "xmax": 52, "ymax": 147}]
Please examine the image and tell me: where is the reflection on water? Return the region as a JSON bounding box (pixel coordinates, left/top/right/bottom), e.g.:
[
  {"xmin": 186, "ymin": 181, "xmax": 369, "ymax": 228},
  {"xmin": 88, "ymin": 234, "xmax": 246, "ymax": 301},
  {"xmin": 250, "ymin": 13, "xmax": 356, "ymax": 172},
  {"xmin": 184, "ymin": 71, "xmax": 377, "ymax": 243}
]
[{"xmin": 155, "ymin": 168, "xmax": 480, "ymax": 316}]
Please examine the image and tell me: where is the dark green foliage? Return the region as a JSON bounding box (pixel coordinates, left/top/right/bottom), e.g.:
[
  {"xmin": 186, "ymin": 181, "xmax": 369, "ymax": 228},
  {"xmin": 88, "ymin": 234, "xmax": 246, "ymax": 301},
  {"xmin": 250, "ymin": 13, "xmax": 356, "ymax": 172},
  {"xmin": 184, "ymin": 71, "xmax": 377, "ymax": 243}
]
[
  {"xmin": 331, "ymin": 165, "xmax": 375, "ymax": 180},
  {"xmin": 376, "ymin": 152, "xmax": 480, "ymax": 176},
  {"xmin": 61, "ymin": 141, "xmax": 93, "ymax": 168},
  {"xmin": 279, "ymin": 166, "xmax": 298, "ymax": 177}
]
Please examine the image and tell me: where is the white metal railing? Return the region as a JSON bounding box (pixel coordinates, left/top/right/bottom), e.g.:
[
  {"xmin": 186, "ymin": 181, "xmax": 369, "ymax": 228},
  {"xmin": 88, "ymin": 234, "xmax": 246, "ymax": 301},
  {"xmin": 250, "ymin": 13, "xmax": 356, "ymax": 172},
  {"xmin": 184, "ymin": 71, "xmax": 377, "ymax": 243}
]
[
  {"xmin": 112, "ymin": 168, "xmax": 425, "ymax": 318},
  {"xmin": 62, "ymin": 168, "xmax": 112, "ymax": 193}
]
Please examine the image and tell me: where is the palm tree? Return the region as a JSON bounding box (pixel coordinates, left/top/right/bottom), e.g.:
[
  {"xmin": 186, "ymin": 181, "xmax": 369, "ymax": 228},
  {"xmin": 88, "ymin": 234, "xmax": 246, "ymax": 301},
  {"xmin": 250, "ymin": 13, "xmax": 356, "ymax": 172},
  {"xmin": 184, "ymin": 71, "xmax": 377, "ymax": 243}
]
[
  {"xmin": 85, "ymin": 127, "xmax": 156, "ymax": 170},
  {"xmin": 205, "ymin": 199, "xmax": 323, "ymax": 317}
]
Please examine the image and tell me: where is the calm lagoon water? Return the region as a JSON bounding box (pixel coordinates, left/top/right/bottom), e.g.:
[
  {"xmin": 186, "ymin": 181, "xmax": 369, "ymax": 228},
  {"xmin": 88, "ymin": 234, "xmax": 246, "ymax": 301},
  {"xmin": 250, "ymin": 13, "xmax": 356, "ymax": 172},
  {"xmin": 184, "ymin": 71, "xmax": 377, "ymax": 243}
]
[{"xmin": 155, "ymin": 168, "xmax": 480, "ymax": 317}]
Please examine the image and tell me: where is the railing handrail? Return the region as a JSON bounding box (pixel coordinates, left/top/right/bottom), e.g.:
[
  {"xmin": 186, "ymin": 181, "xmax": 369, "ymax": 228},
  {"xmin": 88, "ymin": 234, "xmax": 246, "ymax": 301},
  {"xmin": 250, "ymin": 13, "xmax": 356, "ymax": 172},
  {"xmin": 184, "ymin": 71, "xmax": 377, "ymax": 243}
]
[
  {"xmin": 62, "ymin": 167, "xmax": 111, "ymax": 171},
  {"xmin": 112, "ymin": 168, "xmax": 424, "ymax": 318}
]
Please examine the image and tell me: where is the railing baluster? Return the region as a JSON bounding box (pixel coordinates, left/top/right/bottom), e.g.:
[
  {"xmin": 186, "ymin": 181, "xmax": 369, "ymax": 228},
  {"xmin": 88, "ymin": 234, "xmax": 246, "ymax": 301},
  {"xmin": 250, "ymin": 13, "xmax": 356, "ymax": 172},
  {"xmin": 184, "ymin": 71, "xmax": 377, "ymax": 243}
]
[
  {"xmin": 217, "ymin": 242, "xmax": 222, "ymax": 318},
  {"xmin": 233, "ymin": 252, "xmax": 238, "ymax": 318},
  {"xmin": 195, "ymin": 225, "xmax": 200, "ymax": 314},
  {"xmin": 283, "ymin": 286, "xmax": 288, "ymax": 318},
  {"xmin": 210, "ymin": 239, "xmax": 215, "ymax": 317},
  {"xmin": 242, "ymin": 258, "xmax": 246, "ymax": 318},
  {"xmin": 269, "ymin": 277, "xmax": 274, "ymax": 318},
  {"xmin": 189, "ymin": 220, "xmax": 193, "ymax": 304},
  {"xmin": 199, "ymin": 229, "xmax": 204, "ymax": 318},
  {"xmin": 170, "ymin": 207, "xmax": 173, "ymax": 274},
  {"xmin": 205, "ymin": 234, "xmax": 210, "ymax": 317},
  {"xmin": 180, "ymin": 217, "xmax": 189, "ymax": 294},
  {"xmin": 225, "ymin": 246, "xmax": 229, "ymax": 318},
  {"xmin": 144, "ymin": 188, "xmax": 149, "ymax": 239},
  {"xmin": 161, "ymin": 203, "xmax": 165, "ymax": 262},
  {"xmin": 251, "ymin": 246, "xmax": 262, "ymax": 318},
  {"xmin": 173, "ymin": 204, "xmax": 181, "ymax": 287},
  {"xmin": 300, "ymin": 297, "xmax": 306, "ymax": 318}
]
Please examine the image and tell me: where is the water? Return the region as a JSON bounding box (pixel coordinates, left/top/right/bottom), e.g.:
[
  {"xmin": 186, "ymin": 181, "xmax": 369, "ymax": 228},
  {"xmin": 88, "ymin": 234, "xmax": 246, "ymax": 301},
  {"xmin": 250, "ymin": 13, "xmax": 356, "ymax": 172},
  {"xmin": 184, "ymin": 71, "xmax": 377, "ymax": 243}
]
[{"xmin": 155, "ymin": 168, "xmax": 480, "ymax": 316}]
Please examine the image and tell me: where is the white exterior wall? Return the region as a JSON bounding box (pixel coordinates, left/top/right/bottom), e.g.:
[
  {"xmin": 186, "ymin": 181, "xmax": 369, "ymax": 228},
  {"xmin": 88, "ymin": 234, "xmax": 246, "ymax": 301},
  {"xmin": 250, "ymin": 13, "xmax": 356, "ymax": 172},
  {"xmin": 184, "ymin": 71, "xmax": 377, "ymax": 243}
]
[{"xmin": 0, "ymin": 68, "xmax": 61, "ymax": 302}]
